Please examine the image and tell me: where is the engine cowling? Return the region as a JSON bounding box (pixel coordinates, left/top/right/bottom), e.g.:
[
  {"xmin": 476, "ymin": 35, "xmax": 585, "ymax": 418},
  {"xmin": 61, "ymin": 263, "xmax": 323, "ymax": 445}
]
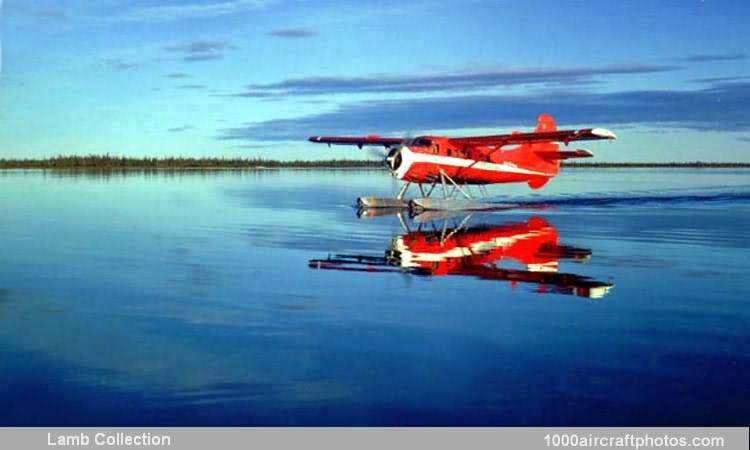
[{"xmin": 385, "ymin": 146, "xmax": 403, "ymax": 173}]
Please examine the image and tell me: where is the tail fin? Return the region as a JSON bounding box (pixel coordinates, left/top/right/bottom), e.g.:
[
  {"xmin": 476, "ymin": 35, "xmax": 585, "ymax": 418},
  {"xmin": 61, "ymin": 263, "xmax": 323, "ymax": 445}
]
[
  {"xmin": 535, "ymin": 113, "xmax": 556, "ymax": 133},
  {"xmin": 526, "ymin": 114, "xmax": 560, "ymax": 189}
]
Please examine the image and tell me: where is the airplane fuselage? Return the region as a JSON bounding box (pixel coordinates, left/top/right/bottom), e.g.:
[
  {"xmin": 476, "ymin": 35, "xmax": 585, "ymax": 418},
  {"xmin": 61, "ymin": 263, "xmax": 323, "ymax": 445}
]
[{"xmin": 387, "ymin": 136, "xmax": 559, "ymax": 187}]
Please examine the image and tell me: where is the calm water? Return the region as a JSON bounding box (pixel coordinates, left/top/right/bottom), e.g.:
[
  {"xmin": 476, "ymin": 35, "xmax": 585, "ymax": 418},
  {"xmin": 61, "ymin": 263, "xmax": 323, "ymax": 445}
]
[{"xmin": 1, "ymin": 168, "xmax": 749, "ymax": 426}]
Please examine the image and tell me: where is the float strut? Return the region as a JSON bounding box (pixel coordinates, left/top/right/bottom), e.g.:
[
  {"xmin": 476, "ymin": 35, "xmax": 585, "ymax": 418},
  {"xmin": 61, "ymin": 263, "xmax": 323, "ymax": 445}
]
[
  {"xmin": 397, "ymin": 182, "xmax": 411, "ymax": 200},
  {"xmin": 439, "ymin": 170, "xmax": 473, "ymax": 200}
]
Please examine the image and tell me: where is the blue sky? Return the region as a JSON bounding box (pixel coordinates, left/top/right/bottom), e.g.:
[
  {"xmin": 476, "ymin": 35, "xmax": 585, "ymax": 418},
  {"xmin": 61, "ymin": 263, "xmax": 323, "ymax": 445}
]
[{"xmin": 1, "ymin": 0, "xmax": 749, "ymax": 162}]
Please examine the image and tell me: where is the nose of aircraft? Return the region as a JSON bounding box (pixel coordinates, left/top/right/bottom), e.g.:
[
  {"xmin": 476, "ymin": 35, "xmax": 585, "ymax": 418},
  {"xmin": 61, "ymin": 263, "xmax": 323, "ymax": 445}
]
[{"xmin": 385, "ymin": 146, "xmax": 403, "ymax": 172}]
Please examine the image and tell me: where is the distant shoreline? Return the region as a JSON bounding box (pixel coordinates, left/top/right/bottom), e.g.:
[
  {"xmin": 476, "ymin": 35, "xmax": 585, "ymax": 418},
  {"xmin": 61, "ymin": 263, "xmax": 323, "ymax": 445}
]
[{"xmin": 1, "ymin": 156, "xmax": 749, "ymax": 169}]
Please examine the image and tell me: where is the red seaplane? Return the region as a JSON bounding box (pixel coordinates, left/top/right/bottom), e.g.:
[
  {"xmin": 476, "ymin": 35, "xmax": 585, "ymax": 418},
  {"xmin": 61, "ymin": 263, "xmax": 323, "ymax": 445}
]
[
  {"xmin": 309, "ymin": 113, "xmax": 615, "ymax": 211},
  {"xmin": 309, "ymin": 216, "xmax": 613, "ymax": 299}
]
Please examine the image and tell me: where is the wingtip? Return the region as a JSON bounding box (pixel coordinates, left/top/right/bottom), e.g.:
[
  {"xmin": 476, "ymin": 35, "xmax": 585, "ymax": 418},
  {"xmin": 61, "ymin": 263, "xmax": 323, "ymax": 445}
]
[{"xmin": 591, "ymin": 128, "xmax": 617, "ymax": 140}]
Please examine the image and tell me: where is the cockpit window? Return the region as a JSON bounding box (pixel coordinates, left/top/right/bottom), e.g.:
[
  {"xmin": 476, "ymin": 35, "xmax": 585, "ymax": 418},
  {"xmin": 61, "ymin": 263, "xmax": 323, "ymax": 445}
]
[{"xmin": 410, "ymin": 138, "xmax": 432, "ymax": 147}]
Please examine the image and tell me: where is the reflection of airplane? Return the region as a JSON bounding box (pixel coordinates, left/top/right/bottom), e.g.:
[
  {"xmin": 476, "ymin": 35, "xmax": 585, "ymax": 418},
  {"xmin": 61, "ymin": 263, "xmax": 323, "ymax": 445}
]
[
  {"xmin": 309, "ymin": 216, "xmax": 613, "ymax": 299},
  {"xmin": 308, "ymin": 114, "xmax": 615, "ymax": 211}
]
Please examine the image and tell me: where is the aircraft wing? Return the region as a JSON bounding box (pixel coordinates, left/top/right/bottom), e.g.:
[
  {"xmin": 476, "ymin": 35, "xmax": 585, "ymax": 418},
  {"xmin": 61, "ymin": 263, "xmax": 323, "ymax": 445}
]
[
  {"xmin": 308, "ymin": 135, "xmax": 403, "ymax": 148},
  {"xmin": 448, "ymin": 128, "xmax": 616, "ymax": 147}
]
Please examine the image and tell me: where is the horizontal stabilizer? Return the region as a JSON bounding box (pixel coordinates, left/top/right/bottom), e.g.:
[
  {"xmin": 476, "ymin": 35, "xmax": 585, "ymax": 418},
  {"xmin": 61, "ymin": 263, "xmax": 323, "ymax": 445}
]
[{"xmin": 535, "ymin": 149, "xmax": 594, "ymax": 160}]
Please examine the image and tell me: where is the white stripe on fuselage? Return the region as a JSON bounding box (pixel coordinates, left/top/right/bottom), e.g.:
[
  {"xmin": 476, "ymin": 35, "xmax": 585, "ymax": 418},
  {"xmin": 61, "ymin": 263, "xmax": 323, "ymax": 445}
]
[{"xmin": 395, "ymin": 146, "xmax": 554, "ymax": 180}]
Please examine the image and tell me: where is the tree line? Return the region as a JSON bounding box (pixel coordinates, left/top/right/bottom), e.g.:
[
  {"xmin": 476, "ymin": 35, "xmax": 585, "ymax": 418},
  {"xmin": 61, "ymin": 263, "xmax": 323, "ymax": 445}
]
[
  {"xmin": 1, "ymin": 155, "xmax": 748, "ymax": 169},
  {"xmin": 0, "ymin": 155, "xmax": 383, "ymax": 169}
]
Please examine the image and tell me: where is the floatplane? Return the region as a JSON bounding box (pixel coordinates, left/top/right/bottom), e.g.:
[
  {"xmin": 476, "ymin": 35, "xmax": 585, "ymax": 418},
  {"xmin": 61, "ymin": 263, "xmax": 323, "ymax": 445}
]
[
  {"xmin": 309, "ymin": 215, "xmax": 613, "ymax": 299},
  {"xmin": 309, "ymin": 113, "xmax": 615, "ymax": 212}
]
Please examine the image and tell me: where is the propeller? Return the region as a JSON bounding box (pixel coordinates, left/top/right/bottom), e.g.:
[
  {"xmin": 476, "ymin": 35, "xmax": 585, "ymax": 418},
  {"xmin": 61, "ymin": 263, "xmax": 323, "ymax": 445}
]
[
  {"xmin": 384, "ymin": 132, "xmax": 413, "ymax": 172},
  {"xmin": 385, "ymin": 147, "xmax": 402, "ymax": 172},
  {"xmin": 364, "ymin": 132, "xmax": 413, "ymax": 172}
]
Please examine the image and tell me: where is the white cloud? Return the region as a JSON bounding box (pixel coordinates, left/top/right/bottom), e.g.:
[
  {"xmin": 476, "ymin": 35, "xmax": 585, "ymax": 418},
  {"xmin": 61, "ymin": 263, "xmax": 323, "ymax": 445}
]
[{"xmin": 118, "ymin": 0, "xmax": 280, "ymax": 22}]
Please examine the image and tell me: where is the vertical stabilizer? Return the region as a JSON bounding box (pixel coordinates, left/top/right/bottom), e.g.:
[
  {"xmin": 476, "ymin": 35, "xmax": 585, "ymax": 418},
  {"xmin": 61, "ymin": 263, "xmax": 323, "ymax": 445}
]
[
  {"xmin": 535, "ymin": 113, "xmax": 556, "ymax": 132},
  {"xmin": 526, "ymin": 113, "xmax": 559, "ymax": 189}
]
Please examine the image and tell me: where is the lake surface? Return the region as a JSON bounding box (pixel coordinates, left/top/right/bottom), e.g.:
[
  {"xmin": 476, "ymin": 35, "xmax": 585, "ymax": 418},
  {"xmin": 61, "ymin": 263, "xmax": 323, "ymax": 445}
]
[{"xmin": 1, "ymin": 168, "xmax": 749, "ymax": 426}]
